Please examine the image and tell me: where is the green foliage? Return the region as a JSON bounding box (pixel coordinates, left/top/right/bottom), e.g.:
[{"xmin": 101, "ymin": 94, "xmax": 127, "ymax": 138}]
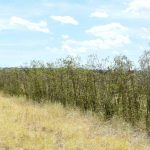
[{"xmin": 0, "ymin": 52, "xmax": 150, "ymax": 135}]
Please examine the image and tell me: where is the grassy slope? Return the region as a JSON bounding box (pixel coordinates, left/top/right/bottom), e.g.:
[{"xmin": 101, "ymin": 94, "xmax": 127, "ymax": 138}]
[{"xmin": 0, "ymin": 94, "xmax": 150, "ymax": 150}]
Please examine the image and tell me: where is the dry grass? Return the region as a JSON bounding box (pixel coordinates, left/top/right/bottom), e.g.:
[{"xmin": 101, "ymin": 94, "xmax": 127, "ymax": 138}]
[{"xmin": 0, "ymin": 94, "xmax": 150, "ymax": 150}]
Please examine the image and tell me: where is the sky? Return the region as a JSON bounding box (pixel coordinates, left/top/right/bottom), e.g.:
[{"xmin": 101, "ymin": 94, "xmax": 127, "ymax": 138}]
[{"xmin": 0, "ymin": 0, "xmax": 150, "ymax": 67}]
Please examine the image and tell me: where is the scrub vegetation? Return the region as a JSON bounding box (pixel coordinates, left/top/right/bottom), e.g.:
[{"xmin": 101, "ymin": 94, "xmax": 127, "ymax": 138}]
[{"xmin": 0, "ymin": 51, "xmax": 150, "ymax": 136}]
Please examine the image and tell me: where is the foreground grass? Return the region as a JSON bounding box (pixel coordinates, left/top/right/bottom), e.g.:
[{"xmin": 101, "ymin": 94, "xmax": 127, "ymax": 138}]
[{"xmin": 0, "ymin": 94, "xmax": 150, "ymax": 150}]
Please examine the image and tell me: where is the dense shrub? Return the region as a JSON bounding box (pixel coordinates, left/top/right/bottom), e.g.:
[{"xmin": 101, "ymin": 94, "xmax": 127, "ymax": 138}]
[{"xmin": 0, "ymin": 52, "xmax": 150, "ymax": 135}]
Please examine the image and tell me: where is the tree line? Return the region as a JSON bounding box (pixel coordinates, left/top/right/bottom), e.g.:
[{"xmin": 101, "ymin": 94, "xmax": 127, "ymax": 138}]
[{"xmin": 0, "ymin": 51, "xmax": 150, "ymax": 135}]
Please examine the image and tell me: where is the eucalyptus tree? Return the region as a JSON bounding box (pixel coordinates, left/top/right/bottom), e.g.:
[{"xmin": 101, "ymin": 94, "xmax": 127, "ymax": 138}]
[{"xmin": 139, "ymin": 50, "xmax": 150, "ymax": 135}]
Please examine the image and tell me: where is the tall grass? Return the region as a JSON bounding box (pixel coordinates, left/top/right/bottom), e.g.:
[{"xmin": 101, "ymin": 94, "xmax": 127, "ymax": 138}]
[
  {"xmin": 0, "ymin": 51, "xmax": 150, "ymax": 135},
  {"xmin": 0, "ymin": 94, "xmax": 149, "ymax": 150}
]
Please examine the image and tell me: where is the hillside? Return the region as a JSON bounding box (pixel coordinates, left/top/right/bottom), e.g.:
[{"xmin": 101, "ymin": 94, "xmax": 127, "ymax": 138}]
[{"xmin": 0, "ymin": 94, "xmax": 149, "ymax": 150}]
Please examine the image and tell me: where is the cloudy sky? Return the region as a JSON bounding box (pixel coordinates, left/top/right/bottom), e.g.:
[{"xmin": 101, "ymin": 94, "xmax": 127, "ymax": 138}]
[{"xmin": 0, "ymin": 0, "xmax": 150, "ymax": 66}]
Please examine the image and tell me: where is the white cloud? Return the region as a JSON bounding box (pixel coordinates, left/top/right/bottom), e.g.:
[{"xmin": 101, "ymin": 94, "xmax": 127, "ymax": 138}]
[
  {"xmin": 52, "ymin": 23, "xmax": 130, "ymax": 56},
  {"xmin": 90, "ymin": 10, "xmax": 109, "ymax": 18},
  {"xmin": 10, "ymin": 16, "xmax": 49, "ymax": 33},
  {"xmin": 125, "ymin": 0, "xmax": 150, "ymax": 16},
  {"xmin": 61, "ymin": 34, "xmax": 70, "ymax": 40},
  {"xmin": 61, "ymin": 38, "xmax": 129, "ymax": 56},
  {"xmin": 61, "ymin": 39, "xmax": 87, "ymax": 56},
  {"xmin": 50, "ymin": 16, "xmax": 78, "ymax": 25},
  {"xmin": 86, "ymin": 23, "xmax": 130, "ymax": 46}
]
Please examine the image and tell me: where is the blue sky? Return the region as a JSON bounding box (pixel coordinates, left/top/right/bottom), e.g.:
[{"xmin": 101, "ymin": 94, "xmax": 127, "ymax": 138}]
[{"xmin": 0, "ymin": 0, "xmax": 150, "ymax": 67}]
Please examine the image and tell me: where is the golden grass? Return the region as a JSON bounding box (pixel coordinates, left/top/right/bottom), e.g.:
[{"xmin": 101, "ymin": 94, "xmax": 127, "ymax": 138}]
[{"xmin": 0, "ymin": 94, "xmax": 150, "ymax": 150}]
